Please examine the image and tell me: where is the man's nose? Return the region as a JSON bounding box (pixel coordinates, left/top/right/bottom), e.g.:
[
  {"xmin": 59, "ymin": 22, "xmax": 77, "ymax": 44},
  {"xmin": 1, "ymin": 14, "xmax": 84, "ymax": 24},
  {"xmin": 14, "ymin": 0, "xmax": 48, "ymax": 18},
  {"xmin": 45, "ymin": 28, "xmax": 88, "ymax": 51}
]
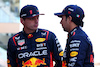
[{"xmin": 60, "ymin": 20, "xmax": 62, "ymax": 24}]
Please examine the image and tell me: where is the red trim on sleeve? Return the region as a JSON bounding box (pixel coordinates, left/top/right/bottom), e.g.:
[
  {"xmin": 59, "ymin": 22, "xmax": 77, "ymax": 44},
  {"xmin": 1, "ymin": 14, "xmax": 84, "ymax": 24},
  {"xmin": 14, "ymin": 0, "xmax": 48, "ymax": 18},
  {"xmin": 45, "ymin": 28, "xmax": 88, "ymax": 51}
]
[
  {"xmin": 16, "ymin": 58, "xmax": 20, "ymax": 67},
  {"xmin": 46, "ymin": 31, "xmax": 49, "ymax": 41},
  {"xmin": 90, "ymin": 54, "xmax": 94, "ymax": 63},
  {"xmin": 43, "ymin": 30, "xmax": 49, "ymax": 41},
  {"xmin": 12, "ymin": 34, "xmax": 19, "ymax": 46},
  {"xmin": 50, "ymin": 52, "xmax": 53, "ymax": 67}
]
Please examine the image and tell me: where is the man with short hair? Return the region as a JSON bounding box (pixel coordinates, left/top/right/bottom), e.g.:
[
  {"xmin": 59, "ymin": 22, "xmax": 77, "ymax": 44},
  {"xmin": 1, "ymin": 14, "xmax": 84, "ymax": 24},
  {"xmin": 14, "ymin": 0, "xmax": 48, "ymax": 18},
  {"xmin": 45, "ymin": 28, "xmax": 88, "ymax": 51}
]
[
  {"xmin": 7, "ymin": 5, "xmax": 63, "ymax": 67},
  {"xmin": 54, "ymin": 5, "xmax": 94, "ymax": 67}
]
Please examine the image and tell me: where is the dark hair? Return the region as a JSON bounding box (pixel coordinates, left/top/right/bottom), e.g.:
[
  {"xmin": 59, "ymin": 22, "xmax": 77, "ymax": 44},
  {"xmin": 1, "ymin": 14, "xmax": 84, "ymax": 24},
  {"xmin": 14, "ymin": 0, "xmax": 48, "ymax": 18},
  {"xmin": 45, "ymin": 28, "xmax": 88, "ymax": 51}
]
[
  {"xmin": 72, "ymin": 17, "xmax": 84, "ymax": 27},
  {"xmin": 22, "ymin": 18, "xmax": 26, "ymax": 20},
  {"xmin": 66, "ymin": 15, "xmax": 84, "ymax": 27}
]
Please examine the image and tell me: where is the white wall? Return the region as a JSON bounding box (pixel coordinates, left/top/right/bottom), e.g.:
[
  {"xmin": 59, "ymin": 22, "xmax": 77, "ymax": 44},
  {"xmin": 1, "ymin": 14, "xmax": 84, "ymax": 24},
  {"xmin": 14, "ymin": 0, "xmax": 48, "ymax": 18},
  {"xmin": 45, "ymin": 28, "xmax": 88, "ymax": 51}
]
[{"xmin": 20, "ymin": 0, "xmax": 100, "ymax": 64}]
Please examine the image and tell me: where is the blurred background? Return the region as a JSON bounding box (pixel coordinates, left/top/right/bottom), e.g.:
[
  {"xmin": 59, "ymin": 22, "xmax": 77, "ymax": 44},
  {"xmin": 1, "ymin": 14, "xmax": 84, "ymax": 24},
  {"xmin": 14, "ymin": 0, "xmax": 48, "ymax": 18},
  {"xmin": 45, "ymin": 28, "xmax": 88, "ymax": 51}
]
[
  {"xmin": 0, "ymin": 0, "xmax": 20, "ymax": 67},
  {"xmin": 0, "ymin": 0, "xmax": 100, "ymax": 67}
]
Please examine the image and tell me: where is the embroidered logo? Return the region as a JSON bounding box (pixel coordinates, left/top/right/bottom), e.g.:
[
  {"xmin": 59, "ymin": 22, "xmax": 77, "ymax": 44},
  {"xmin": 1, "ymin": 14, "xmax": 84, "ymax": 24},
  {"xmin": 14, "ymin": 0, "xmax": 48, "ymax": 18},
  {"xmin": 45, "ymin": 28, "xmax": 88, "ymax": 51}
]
[
  {"xmin": 35, "ymin": 38, "xmax": 46, "ymax": 42},
  {"xmin": 28, "ymin": 34, "xmax": 33, "ymax": 39},
  {"xmin": 17, "ymin": 39, "xmax": 25, "ymax": 46},
  {"xmin": 70, "ymin": 51, "xmax": 78, "ymax": 57}
]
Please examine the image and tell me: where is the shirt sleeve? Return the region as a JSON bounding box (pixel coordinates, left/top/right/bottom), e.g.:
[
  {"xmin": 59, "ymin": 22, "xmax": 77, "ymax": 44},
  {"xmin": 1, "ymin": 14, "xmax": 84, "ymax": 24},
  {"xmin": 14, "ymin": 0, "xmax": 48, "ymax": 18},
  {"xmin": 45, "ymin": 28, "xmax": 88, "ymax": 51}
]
[
  {"xmin": 50, "ymin": 32, "xmax": 63, "ymax": 67},
  {"xmin": 68, "ymin": 36, "xmax": 88, "ymax": 67},
  {"xmin": 7, "ymin": 38, "xmax": 17, "ymax": 67}
]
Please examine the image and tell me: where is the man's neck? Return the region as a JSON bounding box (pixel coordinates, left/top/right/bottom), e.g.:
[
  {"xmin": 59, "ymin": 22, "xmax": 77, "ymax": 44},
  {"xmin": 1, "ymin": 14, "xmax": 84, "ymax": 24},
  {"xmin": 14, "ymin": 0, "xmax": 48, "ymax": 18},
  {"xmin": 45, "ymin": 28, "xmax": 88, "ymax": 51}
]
[
  {"xmin": 68, "ymin": 25, "xmax": 77, "ymax": 33},
  {"xmin": 23, "ymin": 28, "xmax": 36, "ymax": 34}
]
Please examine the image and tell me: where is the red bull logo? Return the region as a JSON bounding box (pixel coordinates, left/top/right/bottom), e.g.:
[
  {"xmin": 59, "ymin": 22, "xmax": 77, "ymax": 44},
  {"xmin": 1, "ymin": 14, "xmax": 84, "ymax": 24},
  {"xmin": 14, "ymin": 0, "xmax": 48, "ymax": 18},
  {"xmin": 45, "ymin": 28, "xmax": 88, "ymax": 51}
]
[
  {"xmin": 35, "ymin": 58, "xmax": 46, "ymax": 65},
  {"xmin": 62, "ymin": 61, "xmax": 67, "ymax": 67},
  {"xmin": 7, "ymin": 59, "xmax": 11, "ymax": 67},
  {"xmin": 22, "ymin": 60, "xmax": 32, "ymax": 67},
  {"xmin": 22, "ymin": 57, "xmax": 46, "ymax": 67}
]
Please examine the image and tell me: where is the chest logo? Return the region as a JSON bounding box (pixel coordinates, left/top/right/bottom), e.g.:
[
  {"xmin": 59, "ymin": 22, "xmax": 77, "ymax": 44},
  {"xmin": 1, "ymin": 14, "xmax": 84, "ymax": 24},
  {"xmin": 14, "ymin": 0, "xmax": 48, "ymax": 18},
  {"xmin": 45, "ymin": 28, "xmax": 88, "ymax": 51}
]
[
  {"xmin": 70, "ymin": 51, "xmax": 78, "ymax": 57},
  {"xmin": 59, "ymin": 51, "xmax": 63, "ymax": 56},
  {"xmin": 17, "ymin": 39, "xmax": 25, "ymax": 46},
  {"xmin": 35, "ymin": 38, "xmax": 46, "ymax": 42}
]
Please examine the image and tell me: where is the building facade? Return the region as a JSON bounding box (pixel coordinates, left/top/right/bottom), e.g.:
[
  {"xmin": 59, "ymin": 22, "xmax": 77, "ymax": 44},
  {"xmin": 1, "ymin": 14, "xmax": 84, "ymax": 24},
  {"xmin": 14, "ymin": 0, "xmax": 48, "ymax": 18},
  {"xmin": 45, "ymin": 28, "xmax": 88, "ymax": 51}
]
[{"xmin": 0, "ymin": 0, "xmax": 20, "ymax": 48}]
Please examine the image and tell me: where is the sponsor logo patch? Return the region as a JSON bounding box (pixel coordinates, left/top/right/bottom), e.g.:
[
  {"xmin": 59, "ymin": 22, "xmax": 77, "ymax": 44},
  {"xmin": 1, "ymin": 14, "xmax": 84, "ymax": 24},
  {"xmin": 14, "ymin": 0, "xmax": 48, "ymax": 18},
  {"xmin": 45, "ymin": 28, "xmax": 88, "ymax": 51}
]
[
  {"xmin": 17, "ymin": 39, "xmax": 25, "ymax": 46},
  {"xmin": 17, "ymin": 46, "xmax": 27, "ymax": 50},
  {"xmin": 59, "ymin": 51, "xmax": 63, "ymax": 56},
  {"xmin": 35, "ymin": 38, "xmax": 46, "ymax": 42},
  {"xmin": 70, "ymin": 51, "xmax": 78, "ymax": 57},
  {"xmin": 62, "ymin": 61, "xmax": 67, "ymax": 67},
  {"xmin": 22, "ymin": 57, "xmax": 46, "ymax": 67}
]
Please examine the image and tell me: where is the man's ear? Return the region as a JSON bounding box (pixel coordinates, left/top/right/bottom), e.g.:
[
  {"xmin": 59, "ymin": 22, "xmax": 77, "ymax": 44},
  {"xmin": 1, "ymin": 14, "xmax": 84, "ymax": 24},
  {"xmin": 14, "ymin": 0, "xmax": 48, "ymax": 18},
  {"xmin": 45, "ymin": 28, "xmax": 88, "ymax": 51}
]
[
  {"xmin": 69, "ymin": 16, "xmax": 72, "ymax": 21},
  {"xmin": 67, "ymin": 16, "xmax": 72, "ymax": 24},
  {"xmin": 20, "ymin": 18, "xmax": 24, "ymax": 25}
]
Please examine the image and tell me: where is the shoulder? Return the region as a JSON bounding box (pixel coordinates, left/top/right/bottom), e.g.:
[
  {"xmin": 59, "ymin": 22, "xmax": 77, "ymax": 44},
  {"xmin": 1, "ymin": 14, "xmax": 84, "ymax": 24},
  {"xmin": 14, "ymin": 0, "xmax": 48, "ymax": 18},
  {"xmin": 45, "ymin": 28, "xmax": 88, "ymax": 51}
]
[
  {"xmin": 38, "ymin": 28, "xmax": 56, "ymax": 40},
  {"xmin": 8, "ymin": 31, "xmax": 22, "ymax": 46},
  {"xmin": 10, "ymin": 31, "xmax": 22, "ymax": 40},
  {"xmin": 38, "ymin": 28, "xmax": 55, "ymax": 35},
  {"xmin": 72, "ymin": 29, "xmax": 92, "ymax": 44},
  {"xmin": 72, "ymin": 27, "xmax": 87, "ymax": 38}
]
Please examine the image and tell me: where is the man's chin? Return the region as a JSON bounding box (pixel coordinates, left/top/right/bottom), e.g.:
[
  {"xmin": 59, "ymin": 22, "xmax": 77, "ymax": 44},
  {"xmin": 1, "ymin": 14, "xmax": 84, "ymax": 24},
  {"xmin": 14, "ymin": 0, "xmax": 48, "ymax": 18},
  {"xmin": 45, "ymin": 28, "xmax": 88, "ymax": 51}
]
[
  {"xmin": 63, "ymin": 28, "xmax": 66, "ymax": 31},
  {"xmin": 63, "ymin": 28, "xmax": 68, "ymax": 32},
  {"xmin": 30, "ymin": 28, "xmax": 37, "ymax": 31}
]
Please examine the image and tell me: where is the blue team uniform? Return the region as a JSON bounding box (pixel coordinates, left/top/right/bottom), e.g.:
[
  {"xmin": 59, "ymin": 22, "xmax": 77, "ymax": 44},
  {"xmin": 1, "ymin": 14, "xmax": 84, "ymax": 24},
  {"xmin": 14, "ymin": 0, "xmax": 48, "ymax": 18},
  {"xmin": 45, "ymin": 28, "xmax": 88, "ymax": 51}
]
[
  {"xmin": 7, "ymin": 28, "xmax": 63, "ymax": 67},
  {"xmin": 63, "ymin": 27, "xmax": 94, "ymax": 67}
]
